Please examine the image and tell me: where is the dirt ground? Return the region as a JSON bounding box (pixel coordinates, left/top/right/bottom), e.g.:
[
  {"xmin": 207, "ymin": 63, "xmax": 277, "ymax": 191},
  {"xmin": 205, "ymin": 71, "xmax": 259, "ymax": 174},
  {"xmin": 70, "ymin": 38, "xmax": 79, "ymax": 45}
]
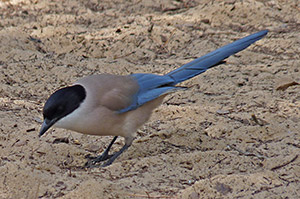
[{"xmin": 0, "ymin": 0, "xmax": 299, "ymax": 198}]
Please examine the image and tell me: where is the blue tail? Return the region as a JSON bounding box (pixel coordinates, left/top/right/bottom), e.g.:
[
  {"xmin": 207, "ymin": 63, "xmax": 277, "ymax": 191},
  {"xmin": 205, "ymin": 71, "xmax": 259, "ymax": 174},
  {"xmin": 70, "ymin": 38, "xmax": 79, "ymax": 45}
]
[
  {"xmin": 119, "ymin": 30, "xmax": 268, "ymax": 113},
  {"xmin": 166, "ymin": 30, "xmax": 268, "ymax": 85}
]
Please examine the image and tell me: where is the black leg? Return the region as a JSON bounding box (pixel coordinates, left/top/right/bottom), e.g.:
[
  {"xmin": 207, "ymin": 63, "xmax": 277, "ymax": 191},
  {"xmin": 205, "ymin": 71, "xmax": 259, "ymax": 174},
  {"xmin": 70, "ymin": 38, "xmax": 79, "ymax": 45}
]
[
  {"xmin": 101, "ymin": 143, "xmax": 131, "ymax": 167},
  {"xmin": 85, "ymin": 136, "xmax": 118, "ymax": 168}
]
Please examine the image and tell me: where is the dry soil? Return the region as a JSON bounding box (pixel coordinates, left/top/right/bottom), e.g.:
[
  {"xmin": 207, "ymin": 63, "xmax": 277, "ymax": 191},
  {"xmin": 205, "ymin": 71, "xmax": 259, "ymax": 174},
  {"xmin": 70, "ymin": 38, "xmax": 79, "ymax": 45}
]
[{"xmin": 0, "ymin": 0, "xmax": 299, "ymax": 198}]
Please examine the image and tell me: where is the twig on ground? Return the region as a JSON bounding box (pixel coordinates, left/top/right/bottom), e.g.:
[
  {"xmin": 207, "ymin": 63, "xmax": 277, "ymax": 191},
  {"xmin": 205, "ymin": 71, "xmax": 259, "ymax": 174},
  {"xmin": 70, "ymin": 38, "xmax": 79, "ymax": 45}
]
[
  {"xmin": 124, "ymin": 192, "xmax": 174, "ymax": 198},
  {"xmin": 271, "ymin": 154, "xmax": 298, "ymax": 171},
  {"xmin": 227, "ymin": 144, "xmax": 266, "ymax": 160}
]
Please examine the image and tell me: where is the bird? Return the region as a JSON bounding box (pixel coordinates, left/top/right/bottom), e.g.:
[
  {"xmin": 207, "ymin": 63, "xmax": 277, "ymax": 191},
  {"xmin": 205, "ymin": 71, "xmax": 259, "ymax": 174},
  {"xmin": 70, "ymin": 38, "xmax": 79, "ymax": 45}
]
[{"xmin": 39, "ymin": 30, "xmax": 268, "ymax": 167}]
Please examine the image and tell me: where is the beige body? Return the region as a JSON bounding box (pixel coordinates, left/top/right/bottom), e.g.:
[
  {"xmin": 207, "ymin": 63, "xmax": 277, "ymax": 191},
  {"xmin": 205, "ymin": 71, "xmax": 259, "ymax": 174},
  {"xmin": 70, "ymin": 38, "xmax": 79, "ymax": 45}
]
[{"xmin": 55, "ymin": 74, "xmax": 165, "ymax": 145}]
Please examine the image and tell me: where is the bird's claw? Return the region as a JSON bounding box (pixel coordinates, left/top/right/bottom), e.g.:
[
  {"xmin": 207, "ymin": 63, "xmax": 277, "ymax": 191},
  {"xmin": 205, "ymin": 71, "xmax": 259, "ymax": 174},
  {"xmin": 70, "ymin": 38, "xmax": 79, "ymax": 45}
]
[{"xmin": 84, "ymin": 154, "xmax": 113, "ymax": 168}]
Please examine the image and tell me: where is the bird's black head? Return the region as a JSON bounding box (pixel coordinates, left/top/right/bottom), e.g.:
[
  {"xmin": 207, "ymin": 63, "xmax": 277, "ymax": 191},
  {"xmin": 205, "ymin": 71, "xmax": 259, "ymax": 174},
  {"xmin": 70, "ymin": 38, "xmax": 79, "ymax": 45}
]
[{"xmin": 39, "ymin": 85, "xmax": 86, "ymax": 137}]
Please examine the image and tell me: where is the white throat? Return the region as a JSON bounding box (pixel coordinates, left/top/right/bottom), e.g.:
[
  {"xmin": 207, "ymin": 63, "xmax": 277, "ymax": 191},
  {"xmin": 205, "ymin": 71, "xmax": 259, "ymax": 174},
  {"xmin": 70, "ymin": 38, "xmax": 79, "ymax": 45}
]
[{"xmin": 54, "ymin": 100, "xmax": 88, "ymax": 130}]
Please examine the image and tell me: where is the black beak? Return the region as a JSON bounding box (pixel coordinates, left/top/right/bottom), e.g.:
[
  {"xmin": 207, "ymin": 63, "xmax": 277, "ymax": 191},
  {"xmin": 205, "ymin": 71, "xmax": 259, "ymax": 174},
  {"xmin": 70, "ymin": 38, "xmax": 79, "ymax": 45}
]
[{"xmin": 39, "ymin": 119, "xmax": 56, "ymax": 137}]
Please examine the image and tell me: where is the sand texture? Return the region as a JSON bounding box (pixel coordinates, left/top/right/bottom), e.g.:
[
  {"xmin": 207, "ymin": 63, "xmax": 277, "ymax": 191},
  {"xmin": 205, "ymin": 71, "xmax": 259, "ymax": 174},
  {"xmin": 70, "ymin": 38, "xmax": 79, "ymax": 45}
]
[{"xmin": 0, "ymin": 0, "xmax": 299, "ymax": 198}]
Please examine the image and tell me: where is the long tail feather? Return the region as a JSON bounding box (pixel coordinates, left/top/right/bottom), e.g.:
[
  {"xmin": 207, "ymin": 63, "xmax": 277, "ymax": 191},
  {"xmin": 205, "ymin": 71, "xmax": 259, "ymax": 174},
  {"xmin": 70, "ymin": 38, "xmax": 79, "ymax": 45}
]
[{"xmin": 166, "ymin": 30, "xmax": 268, "ymax": 85}]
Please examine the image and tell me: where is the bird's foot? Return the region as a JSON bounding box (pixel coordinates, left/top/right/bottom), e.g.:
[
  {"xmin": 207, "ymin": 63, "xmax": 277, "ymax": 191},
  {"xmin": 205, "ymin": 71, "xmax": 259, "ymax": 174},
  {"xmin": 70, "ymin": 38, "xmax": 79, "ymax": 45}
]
[
  {"xmin": 84, "ymin": 153, "xmax": 113, "ymax": 168},
  {"xmin": 84, "ymin": 142, "xmax": 130, "ymax": 168}
]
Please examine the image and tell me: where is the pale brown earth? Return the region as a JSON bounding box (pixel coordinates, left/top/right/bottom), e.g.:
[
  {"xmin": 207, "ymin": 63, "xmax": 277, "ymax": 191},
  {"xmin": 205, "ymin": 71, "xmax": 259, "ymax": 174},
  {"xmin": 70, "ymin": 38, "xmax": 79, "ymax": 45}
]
[{"xmin": 0, "ymin": 0, "xmax": 299, "ymax": 198}]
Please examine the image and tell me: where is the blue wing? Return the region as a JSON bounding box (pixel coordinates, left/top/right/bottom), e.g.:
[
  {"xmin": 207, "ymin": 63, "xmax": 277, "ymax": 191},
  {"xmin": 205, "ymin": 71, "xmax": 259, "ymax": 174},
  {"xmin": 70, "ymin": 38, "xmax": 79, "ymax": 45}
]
[
  {"xmin": 118, "ymin": 73, "xmax": 182, "ymax": 113},
  {"xmin": 118, "ymin": 30, "xmax": 268, "ymax": 113}
]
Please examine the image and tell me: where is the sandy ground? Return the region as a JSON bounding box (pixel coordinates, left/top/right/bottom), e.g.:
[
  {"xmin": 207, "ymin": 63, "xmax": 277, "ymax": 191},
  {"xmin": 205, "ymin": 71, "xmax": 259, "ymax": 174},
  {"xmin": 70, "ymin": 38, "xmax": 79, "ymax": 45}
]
[{"xmin": 0, "ymin": 0, "xmax": 299, "ymax": 198}]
